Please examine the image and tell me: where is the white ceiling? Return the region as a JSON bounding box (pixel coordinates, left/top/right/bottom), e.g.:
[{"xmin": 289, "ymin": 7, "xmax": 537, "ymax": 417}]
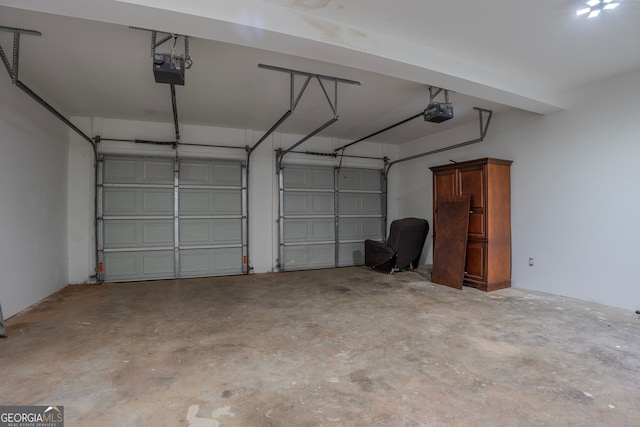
[{"xmin": 1, "ymin": 0, "xmax": 639, "ymax": 145}]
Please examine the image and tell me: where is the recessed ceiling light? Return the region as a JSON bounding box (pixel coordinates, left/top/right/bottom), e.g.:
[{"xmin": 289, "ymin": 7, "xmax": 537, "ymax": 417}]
[{"xmin": 576, "ymin": 0, "xmax": 620, "ymax": 17}]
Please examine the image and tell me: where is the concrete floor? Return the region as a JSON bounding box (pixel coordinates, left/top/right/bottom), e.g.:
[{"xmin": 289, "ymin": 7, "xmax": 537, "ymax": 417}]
[{"xmin": 1, "ymin": 267, "xmax": 639, "ymax": 426}]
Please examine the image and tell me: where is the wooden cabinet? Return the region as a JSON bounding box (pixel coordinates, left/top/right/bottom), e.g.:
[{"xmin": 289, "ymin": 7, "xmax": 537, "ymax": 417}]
[{"xmin": 430, "ymin": 158, "xmax": 512, "ymax": 291}]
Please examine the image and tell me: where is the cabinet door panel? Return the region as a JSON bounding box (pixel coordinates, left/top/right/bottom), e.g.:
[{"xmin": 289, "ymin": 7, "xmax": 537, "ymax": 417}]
[
  {"xmin": 464, "ymin": 241, "xmax": 486, "ymax": 282},
  {"xmin": 460, "ymin": 166, "xmax": 486, "ymax": 238},
  {"xmin": 434, "ymin": 169, "xmax": 458, "ymax": 198},
  {"xmin": 460, "ymin": 166, "xmax": 484, "ymax": 207},
  {"xmin": 433, "ymin": 169, "xmax": 457, "ymax": 236},
  {"xmin": 431, "ymin": 195, "xmax": 471, "ymax": 290},
  {"xmin": 468, "ymin": 211, "xmax": 485, "ymax": 238}
]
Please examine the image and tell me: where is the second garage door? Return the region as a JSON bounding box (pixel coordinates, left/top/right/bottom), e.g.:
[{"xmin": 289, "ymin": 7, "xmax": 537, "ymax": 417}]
[{"xmin": 278, "ymin": 165, "xmax": 385, "ymax": 271}]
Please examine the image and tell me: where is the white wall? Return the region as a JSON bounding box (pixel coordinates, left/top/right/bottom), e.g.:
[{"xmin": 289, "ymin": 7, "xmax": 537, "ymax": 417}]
[
  {"xmin": 67, "ymin": 117, "xmax": 95, "ymax": 283},
  {"xmin": 394, "ymin": 70, "xmax": 640, "ymax": 311},
  {"xmin": 0, "ymin": 77, "xmax": 70, "ymax": 318}
]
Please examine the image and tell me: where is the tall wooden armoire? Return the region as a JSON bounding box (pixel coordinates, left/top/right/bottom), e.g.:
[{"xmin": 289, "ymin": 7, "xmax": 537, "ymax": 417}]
[{"xmin": 430, "ymin": 158, "xmax": 512, "ymax": 291}]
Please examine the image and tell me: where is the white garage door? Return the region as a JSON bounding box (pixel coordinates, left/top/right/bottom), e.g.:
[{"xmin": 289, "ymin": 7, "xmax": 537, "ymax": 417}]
[
  {"xmin": 98, "ymin": 156, "xmax": 246, "ymax": 282},
  {"xmin": 278, "ymin": 165, "xmax": 385, "ymax": 271}
]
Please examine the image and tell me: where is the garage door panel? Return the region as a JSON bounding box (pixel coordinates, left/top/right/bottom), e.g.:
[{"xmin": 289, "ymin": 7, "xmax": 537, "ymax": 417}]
[
  {"xmin": 104, "ymin": 188, "xmax": 173, "ymax": 216},
  {"xmin": 180, "ymin": 161, "xmax": 209, "ymax": 184},
  {"xmin": 283, "ymin": 244, "xmax": 335, "ymax": 270},
  {"xmin": 283, "ymin": 194, "xmax": 307, "ymax": 214},
  {"xmin": 311, "ymin": 220, "xmax": 334, "ymax": 241},
  {"xmin": 180, "ymin": 221, "xmax": 209, "ymax": 243},
  {"xmin": 337, "ymin": 168, "xmax": 381, "ymax": 191},
  {"xmin": 104, "ymin": 159, "xmax": 137, "ymax": 183},
  {"xmin": 213, "ymin": 191, "xmax": 241, "ymax": 212},
  {"xmin": 338, "ymin": 217, "xmax": 383, "ymax": 241},
  {"xmin": 338, "ymin": 194, "xmax": 357, "ymax": 213},
  {"xmin": 306, "ymin": 245, "xmax": 335, "ymax": 268},
  {"xmin": 180, "ymin": 249, "xmax": 209, "ymax": 275},
  {"xmin": 179, "ymin": 189, "xmax": 241, "ymax": 214},
  {"xmin": 284, "ymin": 219, "xmax": 334, "ymax": 242},
  {"xmin": 142, "ymin": 160, "xmax": 175, "ymax": 183},
  {"xmin": 212, "ymin": 220, "xmax": 242, "ymax": 243},
  {"xmin": 283, "ymin": 168, "xmax": 307, "ymax": 187},
  {"xmin": 144, "ymin": 251, "xmax": 176, "ymax": 275},
  {"xmin": 284, "ymin": 192, "xmax": 334, "ymax": 215},
  {"xmin": 338, "ymin": 193, "xmax": 382, "ymax": 215},
  {"xmin": 212, "ymin": 163, "xmax": 242, "ymax": 186},
  {"xmin": 104, "ymin": 252, "xmax": 137, "ymax": 279},
  {"xmin": 361, "ymin": 170, "xmax": 382, "ymax": 190},
  {"xmin": 338, "ymin": 218, "xmax": 361, "ymax": 240},
  {"xmin": 142, "ymin": 190, "xmax": 174, "ymax": 213},
  {"xmin": 179, "ymin": 190, "xmax": 208, "ymax": 213},
  {"xmin": 104, "ymin": 250, "xmax": 175, "ymax": 281},
  {"xmin": 284, "ymin": 221, "xmax": 307, "ymax": 242},
  {"xmin": 104, "ymin": 158, "xmax": 173, "ymax": 184},
  {"xmin": 180, "ymin": 219, "xmax": 242, "ymax": 246},
  {"xmin": 283, "ymin": 166, "xmax": 333, "ymax": 189},
  {"xmin": 104, "ymin": 220, "xmax": 174, "ymax": 248},
  {"xmin": 338, "ymin": 242, "xmax": 365, "ymax": 267},
  {"xmin": 311, "ymin": 194, "xmax": 334, "ymax": 213},
  {"xmin": 283, "ymin": 246, "xmax": 307, "ymax": 268},
  {"xmin": 362, "ymin": 218, "xmax": 384, "ymax": 238},
  {"xmin": 361, "ymin": 194, "xmax": 382, "ymax": 214},
  {"xmin": 104, "ymin": 222, "xmax": 137, "ymax": 247},
  {"xmin": 104, "ymin": 189, "xmax": 137, "ymax": 215},
  {"xmin": 180, "ymin": 248, "xmax": 243, "ymax": 276},
  {"xmin": 180, "ymin": 160, "xmax": 242, "ymax": 186},
  {"xmin": 143, "ymin": 222, "xmax": 174, "ymax": 244},
  {"xmin": 213, "ymin": 249, "xmax": 243, "ymax": 274},
  {"xmin": 310, "ymin": 169, "xmax": 334, "ymax": 189}
]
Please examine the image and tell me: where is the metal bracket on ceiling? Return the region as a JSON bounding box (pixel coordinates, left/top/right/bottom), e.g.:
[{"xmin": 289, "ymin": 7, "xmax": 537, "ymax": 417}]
[
  {"xmin": 276, "ymin": 115, "xmax": 339, "ymax": 172},
  {"xmin": 334, "ymin": 111, "xmax": 424, "ymax": 153},
  {"xmin": 334, "ymin": 85, "xmax": 453, "ymax": 153},
  {"xmin": 129, "ymin": 26, "xmax": 191, "ymax": 62},
  {"xmin": 0, "ymin": 25, "xmax": 95, "ymax": 149},
  {"xmin": 384, "ymin": 107, "xmax": 493, "ymax": 176},
  {"xmin": 246, "ymin": 64, "xmax": 360, "ymax": 171},
  {"xmin": 0, "ymin": 26, "xmax": 42, "ymax": 83},
  {"xmin": 428, "ymin": 86, "xmax": 450, "ymax": 104}
]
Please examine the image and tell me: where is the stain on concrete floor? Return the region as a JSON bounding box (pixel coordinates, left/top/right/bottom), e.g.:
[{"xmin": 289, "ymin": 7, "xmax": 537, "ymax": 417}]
[{"xmin": 1, "ymin": 267, "xmax": 639, "ymax": 426}]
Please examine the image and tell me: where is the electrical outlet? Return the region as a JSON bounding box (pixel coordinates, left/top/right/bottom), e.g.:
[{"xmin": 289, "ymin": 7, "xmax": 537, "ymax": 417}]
[{"xmin": 528, "ymin": 258, "xmax": 534, "ymax": 266}]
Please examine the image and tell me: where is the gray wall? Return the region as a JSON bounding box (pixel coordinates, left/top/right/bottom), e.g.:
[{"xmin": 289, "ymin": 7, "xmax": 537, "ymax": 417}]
[{"xmin": 0, "ymin": 76, "xmax": 70, "ymax": 318}]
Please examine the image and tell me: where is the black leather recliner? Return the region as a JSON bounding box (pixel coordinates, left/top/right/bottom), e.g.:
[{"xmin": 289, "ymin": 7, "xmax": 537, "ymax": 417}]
[{"xmin": 364, "ymin": 217, "xmax": 429, "ymax": 272}]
